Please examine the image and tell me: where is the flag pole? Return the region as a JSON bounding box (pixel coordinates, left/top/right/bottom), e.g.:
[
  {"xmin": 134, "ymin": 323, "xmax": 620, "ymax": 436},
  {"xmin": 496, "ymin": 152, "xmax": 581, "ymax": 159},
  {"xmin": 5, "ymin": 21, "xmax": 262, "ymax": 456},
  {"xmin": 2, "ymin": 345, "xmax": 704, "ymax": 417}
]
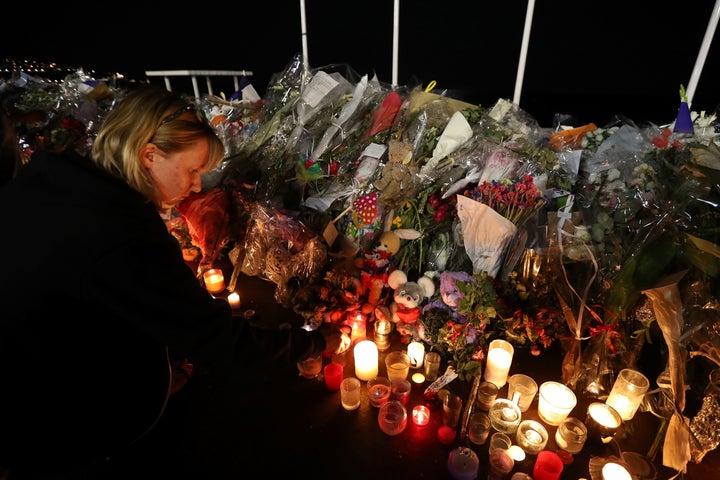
[
  {"xmin": 686, "ymin": 0, "xmax": 720, "ymax": 106},
  {"xmin": 513, "ymin": 0, "xmax": 536, "ymax": 106},
  {"xmin": 300, "ymin": 0, "xmax": 310, "ymax": 77},
  {"xmin": 392, "ymin": 0, "xmax": 400, "ymax": 87}
]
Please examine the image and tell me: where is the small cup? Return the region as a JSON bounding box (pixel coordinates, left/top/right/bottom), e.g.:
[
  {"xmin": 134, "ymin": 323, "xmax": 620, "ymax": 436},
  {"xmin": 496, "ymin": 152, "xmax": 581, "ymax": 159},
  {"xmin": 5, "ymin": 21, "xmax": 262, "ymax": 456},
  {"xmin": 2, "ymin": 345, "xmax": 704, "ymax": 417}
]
[
  {"xmin": 412, "ymin": 405, "xmax": 431, "ymax": 426},
  {"xmin": 385, "ymin": 351, "xmax": 411, "ymax": 383},
  {"xmin": 323, "ymin": 362, "xmax": 343, "ymax": 391},
  {"xmin": 297, "ymin": 353, "xmax": 322, "ymax": 379},
  {"xmin": 367, "ymin": 376, "xmax": 392, "ymax": 407},
  {"xmin": 488, "ymin": 433, "xmax": 514, "ymax": 480},
  {"xmin": 442, "ymin": 392, "xmax": 463, "ymax": 427},
  {"xmin": 489, "ymin": 398, "xmax": 522, "ymax": 434},
  {"xmin": 424, "ymin": 351, "xmax": 442, "ymax": 381},
  {"xmin": 340, "ymin": 377, "xmax": 361, "ymax": 410},
  {"xmin": 555, "ymin": 416, "xmax": 587, "ymax": 454},
  {"xmin": 378, "ymin": 400, "xmax": 407, "ymax": 436},
  {"xmin": 202, "ymin": 268, "xmax": 225, "ymax": 294},
  {"xmin": 507, "ymin": 374, "xmax": 538, "ymax": 413},
  {"xmin": 476, "ymin": 381, "xmax": 499, "ymax": 411},
  {"xmin": 515, "ymin": 419, "xmax": 548, "ymax": 455},
  {"xmin": 391, "ymin": 379, "xmax": 412, "ymax": 405},
  {"xmin": 533, "ymin": 450, "xmax": 564, "ymax": 480},
  {"xmin": 468, "ymin": 412, "xmax": 491, "ymax": 445}
]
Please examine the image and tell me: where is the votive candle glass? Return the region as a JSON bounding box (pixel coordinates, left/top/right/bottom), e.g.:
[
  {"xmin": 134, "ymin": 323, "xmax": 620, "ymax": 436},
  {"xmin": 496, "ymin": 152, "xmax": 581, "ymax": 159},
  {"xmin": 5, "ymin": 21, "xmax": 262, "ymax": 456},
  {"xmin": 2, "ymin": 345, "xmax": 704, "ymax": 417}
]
[
  {"xmin": 484, "ymin": 339, "xmax": 514, "ymax": 388},
  {"xmin": 353, "ymin": 340, "xmax": 378, "ymax": 381},
  {"xmin": 537, "ymin": 381, "xmax": 577, "ymax": 426}
]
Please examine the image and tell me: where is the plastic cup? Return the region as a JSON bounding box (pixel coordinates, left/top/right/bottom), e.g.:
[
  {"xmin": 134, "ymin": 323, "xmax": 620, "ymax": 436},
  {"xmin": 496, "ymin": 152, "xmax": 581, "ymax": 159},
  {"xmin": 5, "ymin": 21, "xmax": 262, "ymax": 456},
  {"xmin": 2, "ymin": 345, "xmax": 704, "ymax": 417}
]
[
  {"xmin": 340, "ymin": 377, "xmax": 361, "ymax": 410},
  {"xmin": 385, "ymin": 351, "xmax": 410, "ymax": 383}
]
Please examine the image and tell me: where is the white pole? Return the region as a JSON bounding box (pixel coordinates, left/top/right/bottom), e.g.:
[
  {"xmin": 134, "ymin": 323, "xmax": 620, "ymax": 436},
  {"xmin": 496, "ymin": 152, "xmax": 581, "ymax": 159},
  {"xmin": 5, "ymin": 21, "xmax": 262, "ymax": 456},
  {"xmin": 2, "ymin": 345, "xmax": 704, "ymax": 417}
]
[
  {"xmin": 392, "ymin": 0, "xmax": 400, "ymax": 86},
  {"xmin": 300, "ymin": 0, "xmax": 310, "ymax": 75},
  {"xmin": 513, "ymin": 0, "xmax": 536, "ymax": 106},
  {"xmin": 686, "ymin": 0, "xmax": 720, "ymax": 106}
]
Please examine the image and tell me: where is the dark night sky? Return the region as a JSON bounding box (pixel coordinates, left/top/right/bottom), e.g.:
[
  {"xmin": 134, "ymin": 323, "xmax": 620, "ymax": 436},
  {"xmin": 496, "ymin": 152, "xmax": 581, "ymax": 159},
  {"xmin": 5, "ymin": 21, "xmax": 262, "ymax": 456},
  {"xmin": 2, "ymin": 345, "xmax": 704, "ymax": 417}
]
[{"xmin": 4, "ymin": 0, "xmax": 720, "ymax": 127}]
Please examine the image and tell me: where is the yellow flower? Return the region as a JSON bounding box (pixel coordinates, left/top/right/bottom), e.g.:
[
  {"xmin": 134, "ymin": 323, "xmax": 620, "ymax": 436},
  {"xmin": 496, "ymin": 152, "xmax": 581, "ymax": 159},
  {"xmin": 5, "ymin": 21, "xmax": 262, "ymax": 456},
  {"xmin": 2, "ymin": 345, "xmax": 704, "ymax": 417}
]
[{"xmin": 392, "ymin": 216, "xmax": 402, "ymax": 228}]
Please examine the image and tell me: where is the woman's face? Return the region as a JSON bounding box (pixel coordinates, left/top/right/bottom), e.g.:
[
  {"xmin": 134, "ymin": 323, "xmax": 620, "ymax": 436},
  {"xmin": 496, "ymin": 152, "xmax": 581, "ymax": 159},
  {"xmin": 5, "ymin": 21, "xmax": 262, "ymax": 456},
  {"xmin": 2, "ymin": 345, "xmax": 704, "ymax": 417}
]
[{"xmin": 144, "ymin": 138, "xmax": 210, "ymax": 208}]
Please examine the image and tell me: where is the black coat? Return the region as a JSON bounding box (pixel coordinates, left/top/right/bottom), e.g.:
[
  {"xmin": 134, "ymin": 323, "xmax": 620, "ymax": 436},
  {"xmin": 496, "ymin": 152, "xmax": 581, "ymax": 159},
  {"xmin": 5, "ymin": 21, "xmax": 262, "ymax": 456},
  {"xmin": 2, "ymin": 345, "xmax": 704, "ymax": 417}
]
[{"xmin": 0, "ymin": 150, "xmax": 324, "ymax": 476}]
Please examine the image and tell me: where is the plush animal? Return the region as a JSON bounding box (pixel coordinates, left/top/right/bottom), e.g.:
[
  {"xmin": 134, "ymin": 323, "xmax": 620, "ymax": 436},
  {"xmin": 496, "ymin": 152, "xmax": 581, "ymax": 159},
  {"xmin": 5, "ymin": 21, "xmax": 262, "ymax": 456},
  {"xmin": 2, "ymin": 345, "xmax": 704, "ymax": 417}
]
[
  {"xmin": 380, "ymin": 269, "xmax": 435, "ymax": 342},
  {"xmin": 422, "ymin": 270, "xmax": 475, "ymax": 323},
  {"xmin": 358, "ymin": 229, "xmax": 420, "ymax": 316}
]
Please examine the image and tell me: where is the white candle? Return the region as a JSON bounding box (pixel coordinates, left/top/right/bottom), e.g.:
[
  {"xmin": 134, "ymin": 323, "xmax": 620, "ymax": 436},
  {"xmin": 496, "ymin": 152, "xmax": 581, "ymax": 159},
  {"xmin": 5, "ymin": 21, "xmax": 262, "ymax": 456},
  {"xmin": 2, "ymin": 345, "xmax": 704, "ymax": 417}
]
[
  {"xmin": 227, "ymin": 292, "xmax": 241, "ymax": 309},
  {"xmin": 606, "ymin": 369, "xmax": 649, "ymax": 421},
  {"xmin": 537, "ymin": 381, "xmax": 577, "ymax": 426},
  {"xmin": 484, "ymin": 340, "xmax": 514, "ymax": 388},
  {"xmin": 407, "ymin": 341, "xmax": 425, "ymax": 368},
  {"xmin": 601, "ymin": 462, "xmax": 632, "ymax": 480},
  {"xmin": 353, "ymin": 340, "xmax": 378, "ymax": 381}
]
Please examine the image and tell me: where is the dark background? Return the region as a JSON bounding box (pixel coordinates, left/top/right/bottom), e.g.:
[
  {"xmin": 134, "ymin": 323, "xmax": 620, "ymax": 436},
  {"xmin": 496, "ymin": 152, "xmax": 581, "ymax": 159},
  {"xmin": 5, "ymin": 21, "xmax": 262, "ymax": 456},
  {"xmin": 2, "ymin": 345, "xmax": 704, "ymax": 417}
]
[{"xmin": 3, "ymin": 0, "xmax": 720, "ymax": 127}]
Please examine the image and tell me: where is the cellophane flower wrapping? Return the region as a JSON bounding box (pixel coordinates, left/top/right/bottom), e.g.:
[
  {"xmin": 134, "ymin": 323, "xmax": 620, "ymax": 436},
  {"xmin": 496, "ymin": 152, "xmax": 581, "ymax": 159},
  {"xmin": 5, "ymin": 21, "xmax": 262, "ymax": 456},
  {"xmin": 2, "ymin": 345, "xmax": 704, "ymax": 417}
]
[
  {"xmin": 642, "ymin": 273, "xmax": 691, "ymax": 472},
  {"xmin": 456, "ymin": 195, "xmax": 516, "ymax": 278},
  {"xmin": 240, "ymin": 203, "xmax": 327, "ymax": 306}
]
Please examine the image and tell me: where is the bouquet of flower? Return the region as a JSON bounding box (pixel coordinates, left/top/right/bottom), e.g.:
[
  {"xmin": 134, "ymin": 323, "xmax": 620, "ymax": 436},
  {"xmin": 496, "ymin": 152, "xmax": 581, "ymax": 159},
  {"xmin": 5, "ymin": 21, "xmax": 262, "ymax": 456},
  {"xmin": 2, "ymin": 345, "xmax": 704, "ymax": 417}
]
[{"xmin": 457, "ymin": 175, "xmax": 547, "ymax": 278}]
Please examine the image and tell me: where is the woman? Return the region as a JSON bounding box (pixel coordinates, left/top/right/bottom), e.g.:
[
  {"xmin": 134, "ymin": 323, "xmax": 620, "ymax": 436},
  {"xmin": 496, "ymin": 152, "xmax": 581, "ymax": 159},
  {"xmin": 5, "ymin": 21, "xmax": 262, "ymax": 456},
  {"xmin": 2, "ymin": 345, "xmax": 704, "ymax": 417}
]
[{"xmin": 0, "ymin": 86, "xmax": 349, "ymax": 479}]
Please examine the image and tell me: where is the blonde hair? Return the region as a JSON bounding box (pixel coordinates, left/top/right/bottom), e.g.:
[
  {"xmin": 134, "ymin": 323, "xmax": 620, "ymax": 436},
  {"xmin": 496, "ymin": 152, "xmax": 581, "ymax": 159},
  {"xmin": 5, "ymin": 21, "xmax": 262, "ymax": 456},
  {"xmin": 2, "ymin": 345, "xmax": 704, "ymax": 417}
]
[{"xmin": 91, "ymin": 86, "xmax": 225, "ymax": 208}]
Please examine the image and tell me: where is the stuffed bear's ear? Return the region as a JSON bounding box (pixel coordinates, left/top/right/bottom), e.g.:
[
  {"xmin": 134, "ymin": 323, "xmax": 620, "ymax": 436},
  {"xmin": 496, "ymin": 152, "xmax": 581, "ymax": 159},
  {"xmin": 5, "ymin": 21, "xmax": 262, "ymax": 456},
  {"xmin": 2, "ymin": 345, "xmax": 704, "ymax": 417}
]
[
  {"xmin": 418, "ymin": 276, "xmax": 436, "ymax": 298},
  {"xmin": 388, "ymin": 270, "xmax": 408, "ymax": 289},
  {"xmin": 393, "ymin": 229, "xmax": 421, "ymax": 240}
]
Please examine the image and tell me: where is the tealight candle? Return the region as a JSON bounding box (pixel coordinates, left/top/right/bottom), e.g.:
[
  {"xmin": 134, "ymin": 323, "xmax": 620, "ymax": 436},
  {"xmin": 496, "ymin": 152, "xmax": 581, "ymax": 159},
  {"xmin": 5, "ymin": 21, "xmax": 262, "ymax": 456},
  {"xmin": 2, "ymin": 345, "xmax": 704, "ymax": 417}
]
[
  {"xmin": 353, "ymin": 340, "xmax": 378, "ymax": 381},
  {"xmin": 412, "ymin": 405, "xmax": 430, "ymax": 426},
  {"xmin": 407, "ymin": 341, "xmax": 425, "ymax": 368},
  {"xmin": 515, "ymin": 420, "xmax": 548, "ymax": 455},
  {"xmin": 227, "ymin": 292, "xmax": 241, "ymax": 309},
  {"xmin": 605, "ymin": 369, "xmax": 650, "ymax": 421},
  {"xmin": 412, "ymin": 372, "xmax": 426, "ymax": 384},
  {"xmin": 203, "ymin": 268, "xmax": 225, "ymax": 294},
  {"xmin": 601, "ymin": 462, "xmax": 632, "ymax": 480},
  {"xmin": 537, "ymin": 381, "xmax": 577, "ymax": 426},
  {"xmin": 484, "ymin": 339, "xmax": 514, "ymax": 388}
]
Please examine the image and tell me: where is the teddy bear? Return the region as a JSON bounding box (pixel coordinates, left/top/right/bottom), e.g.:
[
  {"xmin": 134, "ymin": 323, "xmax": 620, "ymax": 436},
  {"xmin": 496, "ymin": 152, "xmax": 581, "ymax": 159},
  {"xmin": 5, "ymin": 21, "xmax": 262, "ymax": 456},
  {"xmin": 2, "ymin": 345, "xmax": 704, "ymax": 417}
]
[{"xmin": 376, "ymin": 269, "xmax": 435, "ymax": 342}]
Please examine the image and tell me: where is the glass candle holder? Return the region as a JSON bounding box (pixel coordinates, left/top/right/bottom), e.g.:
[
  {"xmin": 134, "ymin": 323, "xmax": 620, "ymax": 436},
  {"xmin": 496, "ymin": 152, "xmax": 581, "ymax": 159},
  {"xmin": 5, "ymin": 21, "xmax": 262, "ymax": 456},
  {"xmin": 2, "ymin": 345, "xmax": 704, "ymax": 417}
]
[
  {"xmin": 585, "ymin": 402, "xmax": 622, "ymax": 444},
  {"xmin": 412, "ymin": 405, "xmax": 430, "ymax": 426},
  {"xmin": 484, "ymin": 339, "xmax": 514, "ymax": 388},
  {"xmin": 605, "ymin": 368, "xmax": 650, "ymax": 421},
  {"xmin": 554, "ymin": 417, "xmax": 587, "ymax": 454},
  {"xmin": 515, "ymin": 420, "xmax": 548, "ymax": 455},
  {"xmin": 537, "ymin": 381, "xmax": 577, "ymax": 426},
  {"xmin": 507, "ymin": 374, "xmax": 538, "ymax": 413},
  {"xmin": 378, "ymin": 400, "xmax": 407, "ymax": 436},
  {"xmin": 346, "ymin": 310, "xmax": 367, "ymax": 342},
  {"xmin": 367, "ymin": 376, "xmax": 392, "ymax": 407},
  {"xmin": 373, "ymin": 319, "xmax": 392, "ymax": 351},
  {"xmin": 488, "ymin": 398, "xmax": 522, "ymax": 434},
  {"xmin": 476, "ymin": 381, "xmax": 499, "ymax": 411},
  {"xmin": 202, "ymin": 268, "xmax": 225, "ymax": 294}
]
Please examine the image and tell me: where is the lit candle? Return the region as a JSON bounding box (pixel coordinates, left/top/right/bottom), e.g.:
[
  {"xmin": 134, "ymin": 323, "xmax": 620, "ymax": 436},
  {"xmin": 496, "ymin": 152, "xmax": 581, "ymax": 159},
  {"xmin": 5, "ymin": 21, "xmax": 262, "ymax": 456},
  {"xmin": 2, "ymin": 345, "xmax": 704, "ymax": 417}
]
[
  {"xmin": 537, "ymin": 381, "xmax": 577, "ymax": 426},
  {"xmin": 508, "ymin": 445, "xmax": 526, "ymax": 462},
  {"xmin": 227, "ymin": 292, "xmax": 241, "ymax": 309},
  {"xmin": 353, "ymin": 340, "xmax": 378, "ymax": 381},
  {"xmin": 412, "ymin": 372, "xmax": 425, "ymax": 384},
  {"xmin": 605, "ymin": 368, "xmax": 650, "ymax": 421},
  {"xmin": 407, "ymin": 341, "xmax": 425, "ymax": 368},
  {"xmin": 347, "ymin": 311, "xmax": 367, "ymax": 341},
  {"xmin": 203, "ymin": 268, "xmax": 225, "ymax": 294},
  {"xmin": 601, "ymin": 462, "xmax": 632, "ymax": 480},
  {"xmin": 516, "ymin": 420, "xmax": 548, "ymax": 455},
  {"xmin": 484, "ymin": 339, "xmax": 514, "ymax": 388},
  {"xmin": 412, "ymin": 405, "xmax": 430, "ymax": 426},
  {"xmin": 585, "ymin": 402, "xmax": 622, "ymax": 444}
]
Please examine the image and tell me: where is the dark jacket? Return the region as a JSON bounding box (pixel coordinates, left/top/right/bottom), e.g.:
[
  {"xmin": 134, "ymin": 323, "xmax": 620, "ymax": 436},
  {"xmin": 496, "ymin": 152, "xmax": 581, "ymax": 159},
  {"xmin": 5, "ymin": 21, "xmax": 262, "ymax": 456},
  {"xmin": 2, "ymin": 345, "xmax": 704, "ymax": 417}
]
[{"xmin": 0, "ymin": 150, "xmax": 325, "ymax": 476}]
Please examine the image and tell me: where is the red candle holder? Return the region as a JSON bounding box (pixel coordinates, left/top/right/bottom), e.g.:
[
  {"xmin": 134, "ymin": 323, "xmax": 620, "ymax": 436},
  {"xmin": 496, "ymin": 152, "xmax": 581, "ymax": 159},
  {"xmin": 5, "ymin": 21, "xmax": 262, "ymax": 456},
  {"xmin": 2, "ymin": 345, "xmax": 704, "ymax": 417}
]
[{"xmin": 412, "ymin": 405, "xmax": 430, "ymax": 426}]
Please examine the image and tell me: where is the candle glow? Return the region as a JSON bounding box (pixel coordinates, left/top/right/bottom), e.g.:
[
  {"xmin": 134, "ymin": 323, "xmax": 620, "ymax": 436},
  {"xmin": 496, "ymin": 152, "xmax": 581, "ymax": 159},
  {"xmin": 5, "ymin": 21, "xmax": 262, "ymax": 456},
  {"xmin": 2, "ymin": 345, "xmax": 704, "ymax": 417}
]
[
  {"xmin": 227, "ymin": 292, "xmax": 241, "ymax": 308},
  {"xmin": 407, "ymin": 341, "xmax": 425, "ymax": 368},
  {"xmin": 353, "ymin": 340, "xmax": 378, "ymax": 381},
  {"xmin": 537, "ymin": 381, "xmax": 577, "ymax": 426},
  {"xmin": 412, "ymin": 405, "xmax": 430, "ymax": 426},
  {"xmin": 203, "ymin": 269, "xmax": 225, "ymax": 294},
  {"xmin": 484, "ymin": 340, "xmax": 514, "ymax": 388},
  {"xmin": 601, "ymin": 462, "xmax": 632, "ymax": 480}
]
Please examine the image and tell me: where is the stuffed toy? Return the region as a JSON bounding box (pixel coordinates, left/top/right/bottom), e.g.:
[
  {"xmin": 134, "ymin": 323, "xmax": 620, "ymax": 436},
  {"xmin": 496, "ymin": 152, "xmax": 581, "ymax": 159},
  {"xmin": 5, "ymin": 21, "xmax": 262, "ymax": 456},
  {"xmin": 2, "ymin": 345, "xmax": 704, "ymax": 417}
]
[
  {"xmin": 378, "ymin": 269, "xmax": 435, "ymax": 342},
  {"xmin": 358, "ymin": 229, "xmax": 420, "ymax": 316},
  {"xmin": 422, "ymin": 270, "xmax": 475, "ymax": 323}
]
